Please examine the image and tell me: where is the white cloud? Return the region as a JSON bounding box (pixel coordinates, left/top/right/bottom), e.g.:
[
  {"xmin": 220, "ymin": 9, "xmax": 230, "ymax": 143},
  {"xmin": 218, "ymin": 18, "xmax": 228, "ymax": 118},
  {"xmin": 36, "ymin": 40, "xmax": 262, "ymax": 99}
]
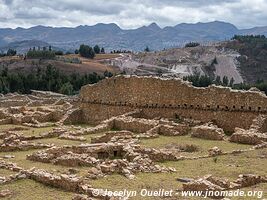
[{"xmin": 0, "ymin": 0, "xmax": 266, "ymax": 29}]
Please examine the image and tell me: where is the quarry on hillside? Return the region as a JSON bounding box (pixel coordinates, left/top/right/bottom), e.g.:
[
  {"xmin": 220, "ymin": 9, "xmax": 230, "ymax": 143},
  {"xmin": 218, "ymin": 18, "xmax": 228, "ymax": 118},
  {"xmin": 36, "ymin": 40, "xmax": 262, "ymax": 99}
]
[
  {"xmin": 0, "ymin": 76, "xmax": 266, "ymax": 200},
  {"xmin": 106, "ymin": 44, "xmax": 244, "ymax": 84}
]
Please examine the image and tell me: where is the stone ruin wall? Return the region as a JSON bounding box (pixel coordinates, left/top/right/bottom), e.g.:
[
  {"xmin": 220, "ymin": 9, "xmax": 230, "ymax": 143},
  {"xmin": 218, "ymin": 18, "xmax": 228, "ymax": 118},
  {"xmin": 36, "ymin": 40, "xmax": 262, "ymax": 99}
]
[{"xmin": 80, "ymin": 76, "xmax": 267, "ymax": 132}]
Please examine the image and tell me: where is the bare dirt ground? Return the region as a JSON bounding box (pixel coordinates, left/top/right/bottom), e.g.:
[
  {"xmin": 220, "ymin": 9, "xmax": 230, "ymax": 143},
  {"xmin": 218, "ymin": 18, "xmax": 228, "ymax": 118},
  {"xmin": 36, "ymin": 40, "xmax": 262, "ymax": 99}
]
[{"xmin": 0, "ymin": 54, "xmax": 121, "ymax": 75}]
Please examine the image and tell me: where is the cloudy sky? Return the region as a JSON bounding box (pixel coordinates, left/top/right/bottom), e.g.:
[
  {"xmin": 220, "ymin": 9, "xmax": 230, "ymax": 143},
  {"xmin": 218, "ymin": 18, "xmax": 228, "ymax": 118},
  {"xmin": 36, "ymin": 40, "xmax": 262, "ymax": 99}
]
[{"xmin": 0, "ymin": 0, "xmax": 267, "ymax": 29}]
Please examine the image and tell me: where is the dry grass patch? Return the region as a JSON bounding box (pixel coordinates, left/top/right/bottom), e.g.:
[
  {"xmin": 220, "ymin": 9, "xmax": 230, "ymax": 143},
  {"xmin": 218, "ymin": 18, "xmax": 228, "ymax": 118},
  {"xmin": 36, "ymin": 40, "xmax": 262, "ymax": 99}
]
[
  {"xmin": 21, "ymin": 126, "xmax": 55, "ymax": 136},
  {"xmin": 141, "ymin": 135, "xmax": 252, "ymax": 156}
]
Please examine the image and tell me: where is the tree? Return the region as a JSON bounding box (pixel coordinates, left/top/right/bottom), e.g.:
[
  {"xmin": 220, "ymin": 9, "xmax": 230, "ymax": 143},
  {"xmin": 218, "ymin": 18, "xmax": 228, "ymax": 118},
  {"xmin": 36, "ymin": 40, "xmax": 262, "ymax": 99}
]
[
  {"xmin": 1, "ymin": 67, "xmax": 8, "ymax": 77},
  {"xmin": 144, "ymin": 46, "xmax": 150, "ymax": 52},
  {"xmin": 93, "ymin": 45, "xmax": 101, "ymax": 54},
  {"xmin": 79, "ymin": 44, "xmax": 95, "ymax": 59},
  {"xmin": 100, "ymin": 47, "xmax": 105, "ymax": 54},
  {"xmin": 211, "ymin": 57, "xmax": 218, "ymax": 65},
  {"xmin": 7, "ymin": 49, "xmax": 16, "ymax": 56},
  {"xmin": 26, "ymin": 49, "xmax": 55, "ymax": 59},
  {"xmin": 214, "ymin": 76, "xmax": 221, "ymax": 85},
  {"xmin": 59, "ymin": 82, "xmax": 73, "ymax": 95},
  {"xmin": 199, "ymin": 75, "xmax": 212, "ymax": 87},
  {"xmin": 55, "ymin": 51, "xmax": 64, "ymax": 55},
  {"xmin": 74, "ymin": 49, "xmax": 79, "ymax": 54},
  {"xmin": 222, "ymin": 76, "xmax": 229, "ymax": 86},
  {"xmin": 104, "ymin": 70, "xmax": 113, "ymax": 78},
  {"xmin": 229, "ymin": 77, "xmax": 235, "ymax": 87},
  {"xmin": 185, "ymin": 42, "xmax": 200, "ymax": 48},
  {"xmin": 0, "ymin": 65, "xmax": 111, "ymax": 95}
]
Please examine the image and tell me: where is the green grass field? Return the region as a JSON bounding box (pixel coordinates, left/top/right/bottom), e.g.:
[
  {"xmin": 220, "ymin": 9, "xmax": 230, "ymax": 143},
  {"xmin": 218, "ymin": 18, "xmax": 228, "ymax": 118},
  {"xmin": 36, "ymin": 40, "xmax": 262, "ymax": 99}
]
[{"xmin": 0, "ymin": 124, "xmax": 266, "ymax": 200}]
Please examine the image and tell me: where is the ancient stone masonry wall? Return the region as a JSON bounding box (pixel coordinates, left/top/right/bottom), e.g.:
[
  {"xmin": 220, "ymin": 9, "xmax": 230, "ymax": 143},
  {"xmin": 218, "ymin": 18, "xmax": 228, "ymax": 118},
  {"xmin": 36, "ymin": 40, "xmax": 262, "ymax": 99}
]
[{"xmin": 80, "ymin": 76, "xmax": 267, "ymax": 131}]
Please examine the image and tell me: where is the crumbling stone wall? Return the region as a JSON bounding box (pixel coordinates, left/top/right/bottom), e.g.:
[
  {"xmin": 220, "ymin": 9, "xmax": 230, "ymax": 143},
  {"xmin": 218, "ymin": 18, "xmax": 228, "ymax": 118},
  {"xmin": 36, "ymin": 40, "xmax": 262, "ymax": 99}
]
[{"xmin": 80, "ymin": 76, "xmax": 267, "ymax": 132}]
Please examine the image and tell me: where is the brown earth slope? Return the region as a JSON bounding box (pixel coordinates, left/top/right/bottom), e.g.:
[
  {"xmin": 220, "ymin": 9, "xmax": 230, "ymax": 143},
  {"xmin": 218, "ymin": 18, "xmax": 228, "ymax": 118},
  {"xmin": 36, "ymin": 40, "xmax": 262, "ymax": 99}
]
[{"xmin": 0, "ymin": 54, "xmax": 121, "ymax": 75}]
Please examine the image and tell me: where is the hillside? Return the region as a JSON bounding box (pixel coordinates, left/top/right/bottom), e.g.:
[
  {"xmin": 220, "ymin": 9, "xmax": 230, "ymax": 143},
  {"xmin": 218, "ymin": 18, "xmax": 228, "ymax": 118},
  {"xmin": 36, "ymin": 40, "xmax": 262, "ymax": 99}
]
[
  {"xmin": 1, "ymin": 21, "xmax": 267, "ymax": 51},
  {"xmin": 224, "ymin": 35, "xmax": 267, "ymax": 83},
  {"xmin": 109, "ymin": 36, "xmax": 267, "ymax": 84},
  {"xmin": 110, "ymin": 44, "xmax": 243, "ymax": 84},
  {"xmin": 0, "ymin": 40, "xmax": 62, "ymax": 54},
  {"xmin": 0, "ymin": 54, "xmax": 120, "ymax": 75}
]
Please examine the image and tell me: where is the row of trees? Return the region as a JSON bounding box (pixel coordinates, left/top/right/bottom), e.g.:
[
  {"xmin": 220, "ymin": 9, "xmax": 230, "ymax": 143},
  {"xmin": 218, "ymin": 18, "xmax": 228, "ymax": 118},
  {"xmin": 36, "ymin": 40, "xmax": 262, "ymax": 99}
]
[
  {"xmin": 183, "ymin": 74, "xmax": 267, "ymax": 95},
  {"xmin": 27, "ymin": 49, "xmax": 56, "ymax": 59},
  {"xmin": 26, "ymin": 44, "xmax": 106, "ymax": 60},
  {"xmin": 110, "ymin": 50, "xmax": 132, "ymax": 54},
  {"xmin": 78, "ymin": 44, "xmax": 95, "ymax": 59},
  {"xmin": 183, "ymin": 74, "xmax": 234, "ymax": 88},
  {"xmin": 0, "ymin": 49, "xmax": 17, "ymax": 57},
  {"xmin": 76, "ymin": 44, "xmax": 105, "ymax": 59},
  {"xmin": 0, "ymin": 65, "xmax": 113, "ymax": 95}
]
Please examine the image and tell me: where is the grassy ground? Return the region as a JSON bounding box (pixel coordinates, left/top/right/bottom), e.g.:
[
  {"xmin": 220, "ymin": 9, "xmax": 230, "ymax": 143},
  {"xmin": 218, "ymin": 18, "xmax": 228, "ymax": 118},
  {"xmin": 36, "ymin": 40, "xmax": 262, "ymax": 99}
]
[
  {"xmin": 0, "ymin": 125, "xmax": 28, "ymax": 132},
  {"xmin": 0, "ymin": 124, "xmax": 266, "ymax": 199},
  {"xmin": 0, "ymin": 179, "xmax": 74, "ymax": 200},
  {"xmin": 0, "ymin": 124, "xmax": 107, "ymax": 178},
  {"xmin": 140, "ymin": 135, "xmax": 252, "ymax": 156},
  {"xmin": 0, "ymin": 168, "xmax": 16, "ymax": 177},
  {"xmin": 91, "ymin": 149, "xmax": 267, "ymax": 200},
  {"xmin": 64, "ymin": 53, "xmax": 120, "ymax": 61},
  {"xmin": 0, "ymin": 124, "xmax": 55, "ymax": 136},
  {"xmin": 22, "ymin": 126, "xmax": 55, "ymax": 136}
]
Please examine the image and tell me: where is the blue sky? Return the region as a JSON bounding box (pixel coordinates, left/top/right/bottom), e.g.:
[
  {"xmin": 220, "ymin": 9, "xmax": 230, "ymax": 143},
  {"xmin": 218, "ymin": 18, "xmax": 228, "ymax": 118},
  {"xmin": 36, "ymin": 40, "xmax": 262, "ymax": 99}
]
[{"xmin": 0, "ymin": 0, "xmax": 266, "ymax": 29}]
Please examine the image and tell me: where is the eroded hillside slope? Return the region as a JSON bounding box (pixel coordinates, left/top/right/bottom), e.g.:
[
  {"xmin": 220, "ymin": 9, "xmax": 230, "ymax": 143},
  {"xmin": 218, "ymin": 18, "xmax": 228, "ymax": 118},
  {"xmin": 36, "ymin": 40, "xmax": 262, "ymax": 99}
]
[{"xmin": 111, "ymin": 45, "xmax": 243, "ymax": 84}]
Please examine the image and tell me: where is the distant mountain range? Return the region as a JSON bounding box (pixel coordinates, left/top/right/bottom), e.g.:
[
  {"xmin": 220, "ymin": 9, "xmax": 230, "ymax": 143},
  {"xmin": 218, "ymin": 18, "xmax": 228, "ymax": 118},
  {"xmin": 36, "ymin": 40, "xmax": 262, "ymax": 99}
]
[{"xmin": 0, "ymin": 21, "xmax": 267, "ymax": 52}]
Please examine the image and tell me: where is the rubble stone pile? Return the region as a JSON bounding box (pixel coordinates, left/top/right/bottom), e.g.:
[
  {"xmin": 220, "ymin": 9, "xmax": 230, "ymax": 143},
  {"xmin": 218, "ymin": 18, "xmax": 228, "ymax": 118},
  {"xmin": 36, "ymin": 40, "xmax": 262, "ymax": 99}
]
[
  {"xmin": 191, "ymin": 123, "xmax": 225, "ymax": 140},
  {"xmin": 230, "ymin": 128, "xmax": 267, "ymax": 145}
]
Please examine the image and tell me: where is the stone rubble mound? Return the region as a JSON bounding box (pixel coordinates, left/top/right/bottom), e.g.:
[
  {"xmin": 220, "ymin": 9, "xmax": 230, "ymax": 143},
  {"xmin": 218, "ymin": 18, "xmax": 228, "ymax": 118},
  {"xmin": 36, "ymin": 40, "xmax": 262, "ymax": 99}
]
[
  {"xmin": 191, "ymin": 123, "xmax": 225, "ymax": 140},
  {"xmin": 230, "ymin": 128, "xmax": 267, "ymax": 145}
]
